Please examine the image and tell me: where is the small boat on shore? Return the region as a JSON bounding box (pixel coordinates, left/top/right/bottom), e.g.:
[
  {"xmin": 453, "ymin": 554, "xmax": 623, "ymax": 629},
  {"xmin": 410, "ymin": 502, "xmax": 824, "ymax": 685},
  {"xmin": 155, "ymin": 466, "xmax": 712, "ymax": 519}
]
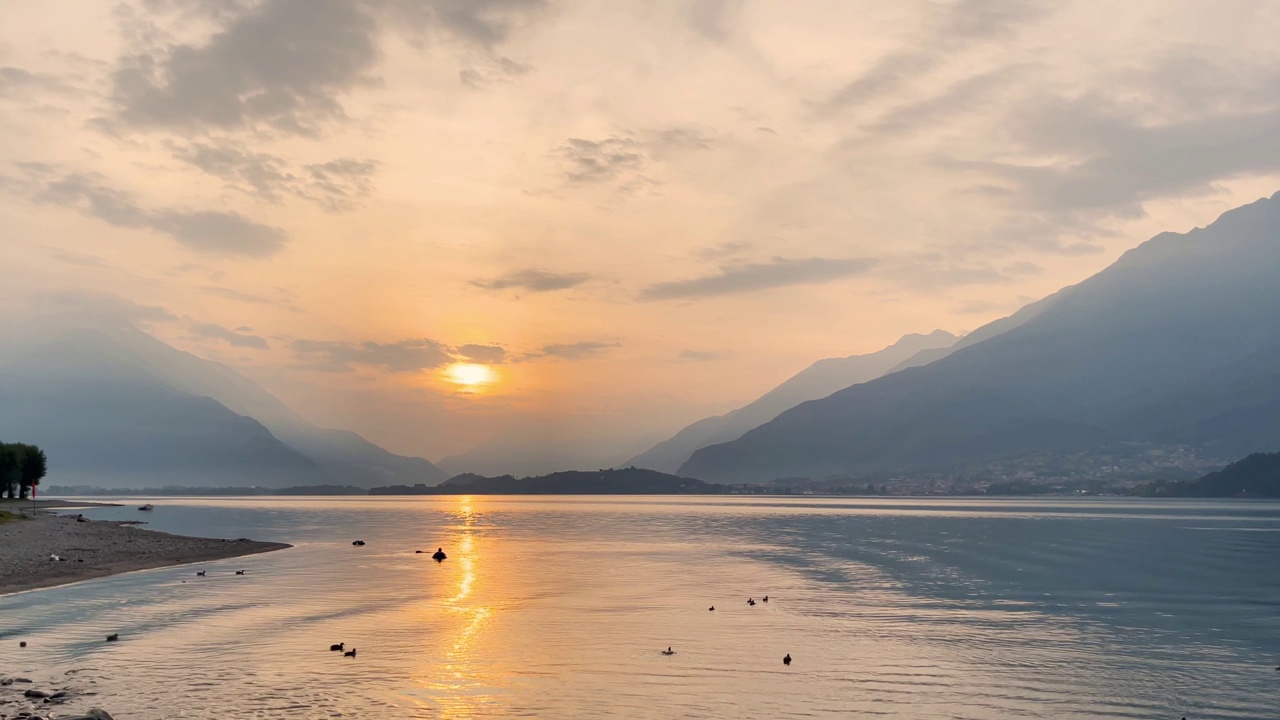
[{"xmin": 138, "ymin": 504, "xmax": 154, "ymax": 511}]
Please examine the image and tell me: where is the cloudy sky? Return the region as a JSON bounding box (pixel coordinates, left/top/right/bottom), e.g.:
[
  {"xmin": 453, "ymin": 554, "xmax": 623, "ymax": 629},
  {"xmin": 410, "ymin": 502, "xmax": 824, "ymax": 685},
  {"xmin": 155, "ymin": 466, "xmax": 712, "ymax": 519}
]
[{"xmin": 4, "ymin": 0, "xmax": 1280, "ymax": 469}]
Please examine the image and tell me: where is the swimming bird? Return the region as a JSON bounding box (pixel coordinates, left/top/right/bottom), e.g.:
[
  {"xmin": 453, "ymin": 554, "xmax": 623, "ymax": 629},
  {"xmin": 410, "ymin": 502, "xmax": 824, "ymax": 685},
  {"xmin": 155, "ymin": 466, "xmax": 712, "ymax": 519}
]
[
  {"xmin": 708, "ymin": 606, "xmax": 715, "ymax": 611},
  {"xmin": 106, "ymin": 634, "xmax": 118, "ymax": 642},
  {"xmin": 783, "ymin": 653, "xmax": 791, "ymax": 666},
  {"xmin": 432, "ymin": 548, "xmax": 447, "ymax": 562},
  {"xmin": 330, "ymin": 643, "xmax": 344, "ymax": 652},
  {"xmin": 19, "ymin": 641, "xmax": 26, "ymax": 647},
  {"xmin": 661, "ymin": 647, "xmax": 675, "ymax": 655},
  {"xmin": 747, "ymin": 598, "xmax": 756, "ymax": 606},
  {"xmin": 352, "ymin": 540, "xmax": 366, "ymax": 546},
  {"xmin": 762, "ymin": 596, "xmax": 769, "ymax": 603},
  {"xmin": 235, "ymin": 570, "xmax": 245, "ymax": 575},
  {"xmin": 344, "ymin": 648, "xmax": 357, "ymax": 658},
  {"xmin": 196, "ymin": 571, "xmax": 206, "ymax": 577}
]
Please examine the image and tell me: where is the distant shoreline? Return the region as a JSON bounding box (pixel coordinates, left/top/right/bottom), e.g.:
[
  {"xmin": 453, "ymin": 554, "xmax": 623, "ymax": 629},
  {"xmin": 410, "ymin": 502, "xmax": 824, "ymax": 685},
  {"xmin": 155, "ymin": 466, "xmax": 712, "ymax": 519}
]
[{"xmin": 0, "ymin": 506, "xmax": 290, "ymax": 596}]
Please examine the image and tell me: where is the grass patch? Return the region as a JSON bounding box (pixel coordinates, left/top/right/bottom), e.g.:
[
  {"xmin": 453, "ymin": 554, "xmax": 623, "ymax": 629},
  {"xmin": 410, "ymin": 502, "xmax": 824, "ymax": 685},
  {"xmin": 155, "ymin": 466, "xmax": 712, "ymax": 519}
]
[{"xmin": 0, "ymin": 510, "xmax": 25, "ymax": 523}]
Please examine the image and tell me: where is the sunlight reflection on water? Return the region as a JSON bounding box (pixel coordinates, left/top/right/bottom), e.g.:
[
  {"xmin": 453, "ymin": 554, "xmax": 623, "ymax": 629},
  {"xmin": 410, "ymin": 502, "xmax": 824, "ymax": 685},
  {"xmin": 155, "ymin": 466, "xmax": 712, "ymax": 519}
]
[{"xmin": 0, "ymin": 496, "xmax": 1277, "ymax": 719}]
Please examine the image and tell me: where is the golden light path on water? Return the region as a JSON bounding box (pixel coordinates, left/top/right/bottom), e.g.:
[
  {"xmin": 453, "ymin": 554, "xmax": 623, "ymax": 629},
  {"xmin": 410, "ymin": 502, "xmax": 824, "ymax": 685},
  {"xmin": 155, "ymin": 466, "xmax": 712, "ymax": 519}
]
[{"xmin": 421, "ymin": 497, "xmax": 493, "ymax": 719}]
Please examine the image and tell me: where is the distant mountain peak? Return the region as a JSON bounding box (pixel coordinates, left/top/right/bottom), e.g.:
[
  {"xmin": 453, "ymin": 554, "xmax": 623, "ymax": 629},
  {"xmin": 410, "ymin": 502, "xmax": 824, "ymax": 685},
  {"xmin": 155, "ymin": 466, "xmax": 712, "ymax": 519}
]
[{"xmin": 679, "ymin": 192, "xmax": 1280, "ymax": 483}]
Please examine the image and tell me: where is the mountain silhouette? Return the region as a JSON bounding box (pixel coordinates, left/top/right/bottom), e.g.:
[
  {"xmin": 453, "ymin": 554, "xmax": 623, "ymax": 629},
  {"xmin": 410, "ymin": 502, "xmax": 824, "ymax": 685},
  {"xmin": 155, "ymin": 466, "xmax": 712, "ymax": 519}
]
[
  {"xmin": 0, "ymin": 317, "xmax": 444, "ymax": 488},
  {"xmin": 628, "ymin": 330, "xmax": 959, "ymax": 473},
  {"xmin": 680, "ymin": 192, "xmax": 1280, "ymax": 482}
]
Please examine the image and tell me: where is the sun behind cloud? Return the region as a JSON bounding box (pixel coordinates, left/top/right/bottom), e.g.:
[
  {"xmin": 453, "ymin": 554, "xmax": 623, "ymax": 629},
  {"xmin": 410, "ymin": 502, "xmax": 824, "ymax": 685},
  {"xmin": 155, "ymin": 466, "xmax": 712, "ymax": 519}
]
[{"xmin": 442, "ymin": 362, "xmax": 498, "ymax": 391}]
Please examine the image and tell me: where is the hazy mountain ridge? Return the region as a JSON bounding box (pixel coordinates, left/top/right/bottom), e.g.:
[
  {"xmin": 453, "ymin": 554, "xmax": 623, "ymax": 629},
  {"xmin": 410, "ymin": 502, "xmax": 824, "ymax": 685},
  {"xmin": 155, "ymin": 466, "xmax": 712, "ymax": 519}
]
[
  {"xmin": 627, "ymin": 330, "xmax": 959, "ymax": 473},
  {"xmin": 370, "ymin": 468, "xmax": 723, "ymax": 495},
  {"xmin": 0, "ymin": 319, "xmax": 444, "ymax": 487},
  {"xmin": 680, "ymin": 192, "xmax": 1280, "ymax": 482}
]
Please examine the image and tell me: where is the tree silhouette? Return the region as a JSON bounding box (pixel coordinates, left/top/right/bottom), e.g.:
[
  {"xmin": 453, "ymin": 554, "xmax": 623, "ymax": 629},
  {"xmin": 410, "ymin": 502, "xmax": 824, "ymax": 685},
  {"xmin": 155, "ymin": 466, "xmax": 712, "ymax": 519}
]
[
  {"xmin": 0, "ymin": 442, "xmax": 48, "ymax": 499},
  {"xmin": 0, "ymin": 446, "xmax": 18, "ymax": 499},
  {"xmin": 19, "ymin": 445, "xmax": 47, "ymax": 499}
]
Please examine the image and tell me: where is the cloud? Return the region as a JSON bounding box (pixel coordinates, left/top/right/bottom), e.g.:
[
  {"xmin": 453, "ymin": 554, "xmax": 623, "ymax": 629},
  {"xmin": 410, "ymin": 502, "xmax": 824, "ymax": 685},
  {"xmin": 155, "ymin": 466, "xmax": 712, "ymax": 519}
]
[
  {"xmin": 649, "ymin": 127, "xmax": 714, "ymax": 153},
  {"xmin": 292, "ymin": 337, "xmax": 452, "ymax": 372},
  {"xmin": 191, "ymin": 322, "xmax": 270, "ymax": 349},
  {"xmin": 686, "ymin": 0, "xmax": 745, "ymax": 42},
  {"xmin": 172, "ymin": 141, "xmax": 378, "ymax": 211},
  {"xmin": 455, "ymin": 343, "xmax": 506, "ymax": 363},
  {"xmin": 678, "ymin": 349, "xmax": 729, "ymax": 361},
  {"xmin": 819, "ymin": 0, "xmax": 1051, "ymax": 113},
  {"xmin": 470, "ymin": 268, "xmax": 591, "ymax": 293},
  {"xmin": 694, "ymin": 240, "xmax": 753, "ymax": 260},
  {"xmin": 639, "ymin": 257, "xmax": 878, "ymax": 301},
  {"xmin": 37, "ymin": 291, "xmax": 178, "ymax": 324},
  {"xmin": 46, "ymin": 246, "xmax": 118, "ymax": 270},
  {"xmin": 106, "ymin": 0, "xmax": 546, "ymax": 136},
  {"xmin": 27, "ymin": 172, "xmax": 286, "ymax": 256},
  {"xmin": 302, "ymin": 158, "xmax": 379, "ymax": 212},
  {"xmin": 0, "ymin": 66, "xmax": 76, "ymax": 95},
  {"xmin": 534, "ymin": 341, "xmax": 620, "ymax": 359},
  {"xmin": 554, "ymin": 129, "xmax": 710, "ymax": 192},
  {"xmin": 559, "ymin": 137, "xmax": 646, "ymax": 183},
  {"xmin": 171, "ymin": 142, "xmax": 296, "ymax": 202},
  {"xmin": 822, "ymin": 52, "xmax": 939, "ymax": 113},
  {"xmin": 459, "ymin": 56, "xmax": 534, "ymax": 88},
  {"xmin": 865, "ymin": 65, "xmax": 1031, "ymax": 136},
  {"xmin": 976, "ymin": 96, "xmax": 1280, "ymax": 221},
  {"xmin": 199, "ymin": 285, "xmax": 276, "ymax": 304},
  {"xmin": 880, "ymin": 253, "xmax": 1042, "ymax": 289}
]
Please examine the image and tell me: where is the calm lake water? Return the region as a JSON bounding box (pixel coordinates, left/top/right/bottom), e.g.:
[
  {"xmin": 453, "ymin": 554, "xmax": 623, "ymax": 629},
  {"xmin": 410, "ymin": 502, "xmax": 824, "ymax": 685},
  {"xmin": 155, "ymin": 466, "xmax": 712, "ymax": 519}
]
[{"xmin": 1, "ymin": 496, "xmax": 1278, "ymax": 719}]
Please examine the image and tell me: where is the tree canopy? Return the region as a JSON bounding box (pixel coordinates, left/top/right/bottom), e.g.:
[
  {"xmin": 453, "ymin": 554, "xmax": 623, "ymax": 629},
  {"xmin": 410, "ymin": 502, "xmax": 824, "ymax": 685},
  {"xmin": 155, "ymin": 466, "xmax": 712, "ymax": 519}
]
[{"xmin": 0, "ymin": 442, "xmax": 48, "ymax": 499}]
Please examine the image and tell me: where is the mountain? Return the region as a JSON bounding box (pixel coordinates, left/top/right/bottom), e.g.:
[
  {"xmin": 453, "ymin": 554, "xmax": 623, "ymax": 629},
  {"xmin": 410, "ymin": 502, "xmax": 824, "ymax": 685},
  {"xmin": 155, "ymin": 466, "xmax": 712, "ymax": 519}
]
[
  {"xmin": 882, "ymin": 290, "xmax": 1071, "ymax": 376},
  {"xmin": 627, "ymin": 330, "xmax": 958, "ymax": 473},
  {"xmin": 436, "ymin": 424, "xmax": 662, "ymax": 478},
  {"xmin": 0, "ymin": 318, "xmax": 444, "ymax": 487},
  {"xmin": 370, "ymin": 468, "xmax": 725, "ymax": 495},
  {"xmin": 680, "ymin": 192, "xmax": 1280, "ymax": 482},
  {"xmin": 1136, "ymin": 452, "xmax": 1280, "ymax": 498}
]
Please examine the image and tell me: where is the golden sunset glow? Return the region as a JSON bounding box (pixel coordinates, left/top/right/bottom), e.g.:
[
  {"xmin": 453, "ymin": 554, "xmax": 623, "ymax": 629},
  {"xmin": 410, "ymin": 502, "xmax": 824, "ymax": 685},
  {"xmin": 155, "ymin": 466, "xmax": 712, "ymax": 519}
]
[{"xmin": 442, "ymin": 363, "xmax": 498, "ymax": 390}]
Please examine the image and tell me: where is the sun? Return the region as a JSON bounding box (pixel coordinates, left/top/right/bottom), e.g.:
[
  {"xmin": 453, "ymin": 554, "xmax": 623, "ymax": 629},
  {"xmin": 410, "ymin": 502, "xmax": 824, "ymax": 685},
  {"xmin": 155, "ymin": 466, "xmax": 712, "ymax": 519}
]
[{"xmin": 442, "ymin": 362, "xmax": 498, "ymax": 389}]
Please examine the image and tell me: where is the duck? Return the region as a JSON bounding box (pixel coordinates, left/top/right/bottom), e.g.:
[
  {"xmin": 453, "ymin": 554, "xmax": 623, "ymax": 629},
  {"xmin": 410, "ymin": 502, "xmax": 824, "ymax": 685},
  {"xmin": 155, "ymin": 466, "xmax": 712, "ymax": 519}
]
[
  {"xmin": 661, "ymin": 647, "xmax": 675, "ymax": 655},
  {"xmin": 330, "ymin": 643, "xmax": 345, "ymax": 652},
  {"xmin": 235, "ymin": 570, "xmax": 245, "ymax": 575},
  {"xmin": 196, "ymin": 571, "xmax": 206, "ymax": 577},
  {"xmin": 762, "ymin": 596, "xmax": 769, "ymax": 603},
  {"xmin": 19, "ymin": 641, "xmax": 27, "ymax": 647},
  {"xmin": 105, "ymin": 634, "xmax": 119, "ymax": 642},
  {"xmin": 432, "ymin": 548, "xmax": 447, "ymax": 561},
  {"xmin": 708, "ymin": 606, "xmax": 715, "ymax": 611},
  {"xmin": 747, "ymin": 598, "xmax": 756, "ymax": 606},
  {"xmin": 352, "ymin": 540, "xmax": 366, "ymax": 546},
  {"xmin": 783, "ymin": 653, "xmax": 791, "ymax": 666},
  {"xmin": 344, "ymin": 648, "xmax": 357, "ymax": 658}
]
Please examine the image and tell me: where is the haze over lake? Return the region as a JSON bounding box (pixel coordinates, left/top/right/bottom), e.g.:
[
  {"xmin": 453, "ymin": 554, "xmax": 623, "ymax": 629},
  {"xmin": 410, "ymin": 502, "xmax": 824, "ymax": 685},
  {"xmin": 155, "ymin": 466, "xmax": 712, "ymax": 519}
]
[{"xmin": 2, "ymin": 496, "xmax": 1277, "ymax": 719}]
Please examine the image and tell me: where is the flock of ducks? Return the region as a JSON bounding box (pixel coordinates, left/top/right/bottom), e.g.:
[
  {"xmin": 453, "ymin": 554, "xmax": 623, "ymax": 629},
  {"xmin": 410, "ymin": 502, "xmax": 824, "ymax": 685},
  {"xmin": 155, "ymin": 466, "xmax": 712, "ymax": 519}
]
[
  {"xmin": 88, "ymin": 539, "xmax": 447, "ymax": 648},
  {"xmin": 323, "ymin": 541, "xmax": 449, "ymax": 658},
  {"xmin": 84, "ymin": 540, "xmax": 798, "ymax": 670},
  {"xmin": 671, "ymin": 595, "xmax": 790, "ymax": 666}
]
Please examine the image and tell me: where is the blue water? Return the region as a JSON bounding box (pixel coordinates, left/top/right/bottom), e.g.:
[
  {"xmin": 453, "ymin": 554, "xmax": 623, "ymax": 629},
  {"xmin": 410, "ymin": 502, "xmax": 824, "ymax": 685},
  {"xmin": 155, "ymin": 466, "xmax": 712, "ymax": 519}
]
[{"xmin": 1, "ymin": 496, "xmax": 1278, "ymax": 718}]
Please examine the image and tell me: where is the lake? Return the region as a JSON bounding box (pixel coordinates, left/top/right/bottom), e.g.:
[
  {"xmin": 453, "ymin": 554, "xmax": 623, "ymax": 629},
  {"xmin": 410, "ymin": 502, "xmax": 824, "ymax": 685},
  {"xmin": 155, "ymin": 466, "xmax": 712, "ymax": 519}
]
[{"xmin": 2, "ymin": 496, "xmax": 1278, "ymax": 718}]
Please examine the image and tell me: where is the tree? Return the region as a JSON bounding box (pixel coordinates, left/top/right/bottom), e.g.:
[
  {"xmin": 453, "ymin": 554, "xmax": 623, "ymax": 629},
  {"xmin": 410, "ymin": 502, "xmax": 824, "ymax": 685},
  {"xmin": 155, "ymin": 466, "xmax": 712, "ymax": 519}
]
[
  {"xmin": 19, "ymin": 445, "xmax": 47, "ymax": 499},
  {"xmin": 0, "ymin": 446, "xmax": 18, "ymax": 499}
]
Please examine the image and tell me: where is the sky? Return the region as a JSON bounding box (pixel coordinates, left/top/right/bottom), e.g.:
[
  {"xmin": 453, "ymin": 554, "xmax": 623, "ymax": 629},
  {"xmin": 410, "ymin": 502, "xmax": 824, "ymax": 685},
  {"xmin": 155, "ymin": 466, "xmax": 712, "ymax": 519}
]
[{"xmin": 4, "ymin": 0, "xmax": 1280, "ymax": 470}]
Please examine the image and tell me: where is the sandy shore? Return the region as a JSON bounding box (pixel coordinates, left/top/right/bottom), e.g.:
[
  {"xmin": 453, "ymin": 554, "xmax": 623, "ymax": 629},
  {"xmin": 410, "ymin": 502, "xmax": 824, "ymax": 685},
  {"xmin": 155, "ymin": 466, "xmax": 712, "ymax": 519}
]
[{"xmin": 0, "ymin": 508, "xmax": 290, "ymax": 596}]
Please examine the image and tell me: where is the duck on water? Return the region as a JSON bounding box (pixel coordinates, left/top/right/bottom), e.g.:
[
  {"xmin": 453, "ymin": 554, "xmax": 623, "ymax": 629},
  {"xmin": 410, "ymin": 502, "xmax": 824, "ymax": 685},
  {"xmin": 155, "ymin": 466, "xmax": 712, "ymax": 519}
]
[{"xmin": 431, "ymin": 548, "xmax": 447, "ymax": 562}]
